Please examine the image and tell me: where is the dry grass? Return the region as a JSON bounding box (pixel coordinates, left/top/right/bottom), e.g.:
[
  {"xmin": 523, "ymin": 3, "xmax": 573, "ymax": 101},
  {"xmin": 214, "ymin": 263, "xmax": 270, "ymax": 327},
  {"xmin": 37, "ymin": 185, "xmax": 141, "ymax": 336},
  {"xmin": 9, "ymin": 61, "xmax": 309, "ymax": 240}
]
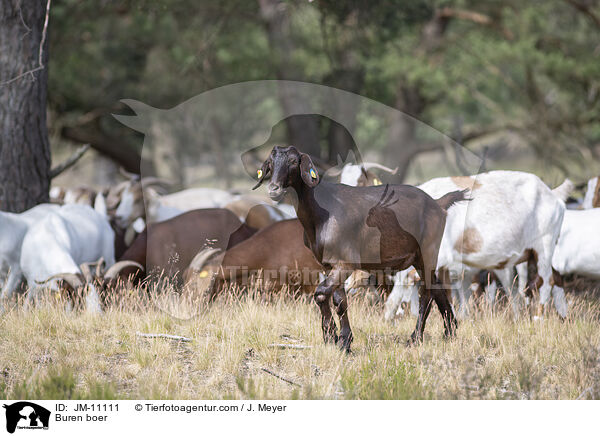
[{"xmin": 1, "ymin": 283, "xmax": 599, "ymax": 400}]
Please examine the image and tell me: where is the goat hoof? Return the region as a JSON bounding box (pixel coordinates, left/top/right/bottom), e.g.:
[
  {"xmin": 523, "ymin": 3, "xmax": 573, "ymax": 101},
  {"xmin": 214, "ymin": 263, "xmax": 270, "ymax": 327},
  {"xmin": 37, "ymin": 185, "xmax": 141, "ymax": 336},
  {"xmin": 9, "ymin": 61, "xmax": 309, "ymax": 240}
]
[
  {"xmin": 323, "ymin": 334, "xmax": 339, "ymax": 345},
  {"xmin": 407, "ymin": 332, "xmax": 422, "ymax": 346},
  {"xmin": 443, "ymin": 326, "xmax": 457, "ymax": 339},
  {"xmin": 337, "ymin": 334, "xmax": 353, "ymax": 353},
  {"xmin": 338, "ymin": 341, "xmax": 352, "ymax": 354}
]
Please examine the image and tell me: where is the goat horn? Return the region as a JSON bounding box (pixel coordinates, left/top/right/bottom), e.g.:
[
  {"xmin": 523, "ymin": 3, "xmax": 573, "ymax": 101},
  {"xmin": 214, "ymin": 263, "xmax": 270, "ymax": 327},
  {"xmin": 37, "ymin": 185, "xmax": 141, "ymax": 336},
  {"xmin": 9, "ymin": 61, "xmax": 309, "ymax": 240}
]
[
  {"xmin": 119, "ymin": 167, "xmax": 141, "ymax": 181},
  {"xmin": 105, "ymin": 181, "xmax": 130, "ymax": 208},
  {"xmin": 95, "ymin": 257, "xmax": 106, "ymax": 277},
  {"xmin": 362, "ymin": 163, "xmax": 399, "ymax": 174},
  {"xmin": 552, "ymin": 178, "xmax": 575, "ymax": 202},
  {"xmin": 103, "ymin": 261, "xmax": 145, "ymax": 281},
  {"xmin": 188, "ymin": 248, "xmax": 222, "ymax": 271},
  {"xmin": 79, "ymin": 257, "xmax": 105, "ymax": 281},
  {"xmin": 79, "ymin": 263, "xmax": 93, "ymax": 283},
  {"xmin": 36, "ymin": 273, "xmax": 84, "ymax": 290},
  {"xmin": 324, "ymin": 167, "xmax": 343, "ymax": 177},
  {"xmin": 141, "ymin": 177, "xmax": 173, "ymax": 187}
]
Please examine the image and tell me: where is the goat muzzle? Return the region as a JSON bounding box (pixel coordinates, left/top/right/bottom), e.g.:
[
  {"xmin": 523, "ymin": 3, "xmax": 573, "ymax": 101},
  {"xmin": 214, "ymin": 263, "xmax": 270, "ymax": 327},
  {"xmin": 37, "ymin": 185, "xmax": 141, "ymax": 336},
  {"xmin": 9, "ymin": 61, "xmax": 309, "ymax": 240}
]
[{"xmin": 267, "ymin": 183, "xmax": 286, "ymax": 201}]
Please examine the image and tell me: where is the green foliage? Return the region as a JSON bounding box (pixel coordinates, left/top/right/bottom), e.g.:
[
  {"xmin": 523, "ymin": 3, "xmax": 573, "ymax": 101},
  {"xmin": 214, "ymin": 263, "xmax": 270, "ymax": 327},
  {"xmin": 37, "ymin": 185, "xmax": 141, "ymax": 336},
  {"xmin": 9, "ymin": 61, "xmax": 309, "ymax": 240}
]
[{"xmin": 47, "ymin": 0, "xmax": 600, "ymax": 176}]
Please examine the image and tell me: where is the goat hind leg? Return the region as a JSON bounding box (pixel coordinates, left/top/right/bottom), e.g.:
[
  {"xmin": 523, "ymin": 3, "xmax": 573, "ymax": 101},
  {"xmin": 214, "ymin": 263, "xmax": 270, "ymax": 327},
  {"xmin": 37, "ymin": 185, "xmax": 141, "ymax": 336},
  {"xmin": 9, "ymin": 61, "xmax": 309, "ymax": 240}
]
[
  {"xmin": 536, "ymin": 238, "xmax": 567, "ymax": 319},
  {"xmin": 409, "ymin": 289, "xmax": 433, "ymax": 344},
  {"xmin": 494, "ymin": 267, "xmax": 521, "ymax": 316},
  {"xmin": 432, "ymin": 270, "xmax": 457, "ymax": 338},
  {"xmin": 535, "ymin": 263, "xmax": 567, "ymax": 319},
  {"xmin": 433, "ymin": 290, "xmax": 457, "ymax": 337},
  {"xmin": 408, "ymin": 261, "xmax": 435, "ymax": 344}
]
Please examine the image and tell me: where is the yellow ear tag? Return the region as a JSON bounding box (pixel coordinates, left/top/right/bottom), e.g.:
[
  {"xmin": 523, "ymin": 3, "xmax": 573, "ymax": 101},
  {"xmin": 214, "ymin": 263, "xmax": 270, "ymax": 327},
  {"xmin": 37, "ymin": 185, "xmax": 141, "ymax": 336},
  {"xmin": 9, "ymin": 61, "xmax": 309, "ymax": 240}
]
[
  {"xmin": 199, "ymin": 270, "xmax": 209, "ymax": 278},
  {"xmin": 373, "ymin": 178, "xmax": 382, "ymax": 186},
  {"xmin": 310, "ymin": 168, "xmax": 317, "ymax": 179},
  {"xmin": 257, "ymin": 169, "xmax": 263, "ymax": 178}
]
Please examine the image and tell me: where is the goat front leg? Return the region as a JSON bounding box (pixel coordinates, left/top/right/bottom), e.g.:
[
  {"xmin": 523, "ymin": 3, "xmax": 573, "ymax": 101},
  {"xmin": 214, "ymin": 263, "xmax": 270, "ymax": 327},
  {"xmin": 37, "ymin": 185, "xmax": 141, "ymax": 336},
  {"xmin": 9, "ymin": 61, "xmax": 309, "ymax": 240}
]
[
  {"xmin": 333, "ymin": 285, "xmax": 353, "ymax": 353},
  {"xmin": 314, "ymin": 275, "xmax": 338, "ymax": 344}
]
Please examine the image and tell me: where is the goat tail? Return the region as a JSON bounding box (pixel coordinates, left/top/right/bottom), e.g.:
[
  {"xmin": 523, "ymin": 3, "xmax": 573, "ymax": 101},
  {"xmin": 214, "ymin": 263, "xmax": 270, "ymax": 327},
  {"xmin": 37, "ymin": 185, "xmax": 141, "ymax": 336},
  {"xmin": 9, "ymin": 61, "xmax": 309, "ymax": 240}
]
[
  {"xmin": 435, "ymin": 189, "xmax": 470, "ymax": 211},
  {"xmin": 551, "ymin": 178, "xmax": 575, "ymax": 202}
]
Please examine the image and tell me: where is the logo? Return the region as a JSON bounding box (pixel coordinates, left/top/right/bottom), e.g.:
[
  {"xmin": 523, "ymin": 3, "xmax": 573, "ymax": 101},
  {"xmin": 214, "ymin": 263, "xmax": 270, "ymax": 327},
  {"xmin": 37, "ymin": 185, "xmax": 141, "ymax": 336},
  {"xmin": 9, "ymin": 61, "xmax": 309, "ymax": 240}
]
[{"xmin": 2, "ymin": 402, "xmax": 50, "ymax": 433}]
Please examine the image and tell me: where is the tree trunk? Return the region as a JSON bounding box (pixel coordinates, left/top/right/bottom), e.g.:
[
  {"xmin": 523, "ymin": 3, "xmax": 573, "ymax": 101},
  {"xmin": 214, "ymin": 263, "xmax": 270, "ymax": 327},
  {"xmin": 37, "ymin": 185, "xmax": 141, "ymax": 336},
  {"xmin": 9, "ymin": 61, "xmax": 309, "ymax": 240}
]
[{"xmin": 0, "ymin": 0, "xmax": 51, "ymax": 212}]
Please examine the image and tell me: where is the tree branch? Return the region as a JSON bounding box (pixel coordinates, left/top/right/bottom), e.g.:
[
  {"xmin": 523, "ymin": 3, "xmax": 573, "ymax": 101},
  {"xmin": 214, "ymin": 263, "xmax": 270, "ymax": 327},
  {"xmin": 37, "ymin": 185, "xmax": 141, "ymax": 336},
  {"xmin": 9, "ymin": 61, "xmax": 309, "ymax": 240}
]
[
  {"xmin": 437, "ymin": 7, "xmax": 514, "ymax": 40},
  {"xmin": 136, "ymin": 332, "xmax": 192, "ymax": 342},
  {"xmin": 261, "ymin": 368, "xmax": 302, "ymax": 387},
  {"xmin": 564, "ymin": 0, "xmax": 600, "ymax": 28},
  {"xmin": 49, "ymin": 144, "xmax": 90, "ymax": 178},
  {"xmin": 38, "ymin": 0, "xmax": 51, "ymax": 66},
  {"xmin": 0, "ymin": 0, "xmax": 51, "ymax": 87},
  {"xmin": 61, "ymin": 125, "xmax": 147, "ymax": 174},
  {"xmin": 438, "ymin": 7, "xmax": 492, "ymax": 25}
]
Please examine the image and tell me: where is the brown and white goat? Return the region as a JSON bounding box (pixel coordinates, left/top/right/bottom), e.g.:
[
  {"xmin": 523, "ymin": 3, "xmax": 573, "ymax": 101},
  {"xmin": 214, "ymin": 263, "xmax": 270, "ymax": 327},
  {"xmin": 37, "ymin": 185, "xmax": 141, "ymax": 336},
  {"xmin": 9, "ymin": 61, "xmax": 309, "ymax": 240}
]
[
  {"xmin": 582, "ymin": 176, "xmax": 600, "ymax": 209},
  {"xmin": 386, "ymin": 172, "xmax": 567, "ymax": 320}
]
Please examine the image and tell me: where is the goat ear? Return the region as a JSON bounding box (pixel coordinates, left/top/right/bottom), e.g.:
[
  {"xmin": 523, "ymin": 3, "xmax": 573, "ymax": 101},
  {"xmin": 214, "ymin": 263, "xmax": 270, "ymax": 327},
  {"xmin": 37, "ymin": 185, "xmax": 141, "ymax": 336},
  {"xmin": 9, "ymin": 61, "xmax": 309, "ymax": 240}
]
[
  {"xmin": 252, "ymin": 158, "xmax": 271, "ymax": 190},
  {"xmin": 300, "ymin": 153, "xmax": 319, "ymax": 187}
]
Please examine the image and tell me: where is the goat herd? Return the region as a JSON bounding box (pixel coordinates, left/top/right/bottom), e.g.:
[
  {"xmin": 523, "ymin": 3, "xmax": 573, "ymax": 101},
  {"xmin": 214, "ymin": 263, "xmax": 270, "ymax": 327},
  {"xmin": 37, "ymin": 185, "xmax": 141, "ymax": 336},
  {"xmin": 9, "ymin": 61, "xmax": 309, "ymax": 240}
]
[{"xmin": 2, "ymin": 145, "xmax": 600, "ymax": 352}]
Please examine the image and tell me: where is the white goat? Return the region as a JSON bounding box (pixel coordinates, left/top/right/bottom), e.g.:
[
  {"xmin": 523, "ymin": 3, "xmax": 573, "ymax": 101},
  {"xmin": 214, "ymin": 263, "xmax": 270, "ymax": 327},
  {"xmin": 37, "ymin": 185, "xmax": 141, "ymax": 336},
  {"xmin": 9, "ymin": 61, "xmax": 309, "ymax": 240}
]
[
  {"xmin": 0, "ymin": 204, "xmax": 60, "ymax": 303},
  {"xmin": 52, "ymin": 175, "xmax": 169, "ymax": 245},
  {"xmin": 145, "ymin": 186, "xmax": 296, "ymax": 224},
  {"xmin": 20, "ymin": 204, "xmax": 116, "ymax": 311},
  {"xmin": 385, "ymin": 171, "xmax": 567, "ymax": 320},
  {"xmin": 383, "ymin": 270, "xmax": 420, "ymax": 319},
  {"xmin": 552, "ymin": 208, "xmax": 600, "ymax": 279},
  {"xmin": 145, "ymin": 187, "xmax": 239, "ymax": 222}
]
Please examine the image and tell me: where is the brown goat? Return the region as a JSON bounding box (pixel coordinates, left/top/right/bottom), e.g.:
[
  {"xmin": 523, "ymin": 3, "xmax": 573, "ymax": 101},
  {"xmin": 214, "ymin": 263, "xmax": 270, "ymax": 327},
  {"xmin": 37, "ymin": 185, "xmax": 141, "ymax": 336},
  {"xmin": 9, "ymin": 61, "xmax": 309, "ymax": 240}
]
[
  {"xmin": 185, "ymin": 219, "xmax": 323, "ymax": 296},
  {"xmin": 118, "ymin": 208, "xmax": 256, "ymax": 286},
  {"xmin": 253, "ymin": 145, "xmax": 466, "ymax": 352}
]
